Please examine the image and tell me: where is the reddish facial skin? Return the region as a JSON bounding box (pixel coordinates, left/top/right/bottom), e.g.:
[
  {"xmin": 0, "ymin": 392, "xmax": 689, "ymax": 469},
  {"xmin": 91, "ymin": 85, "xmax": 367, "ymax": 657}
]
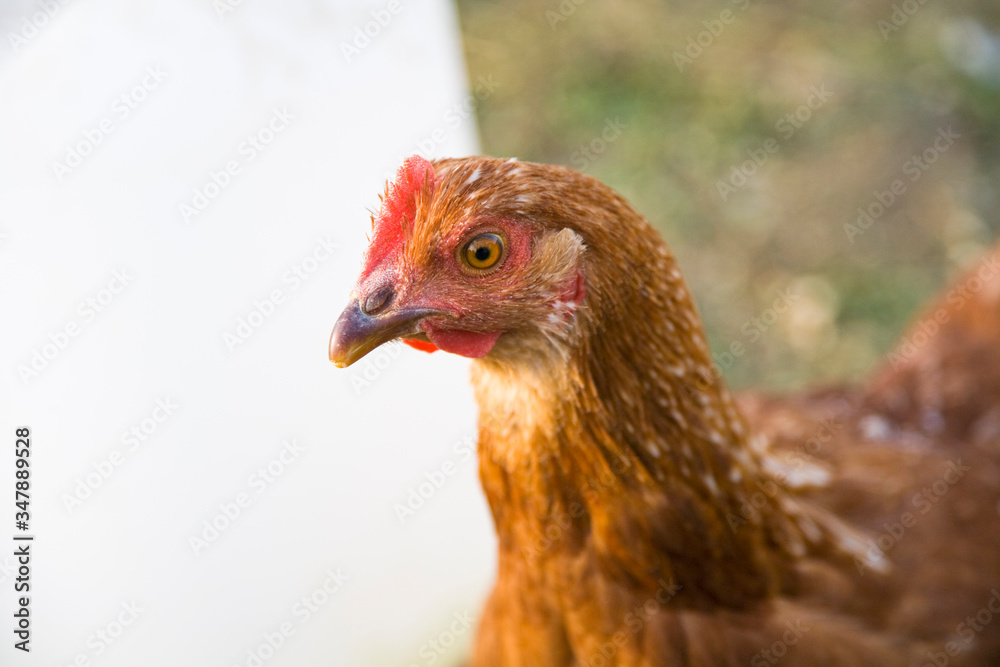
[
  {"xmin": 403, "ymin": 217, "xmax": 537, "ymax": 357},
  {"xmin": 353, "ymin": 157, "xmax": 547, "ymax": 359}
]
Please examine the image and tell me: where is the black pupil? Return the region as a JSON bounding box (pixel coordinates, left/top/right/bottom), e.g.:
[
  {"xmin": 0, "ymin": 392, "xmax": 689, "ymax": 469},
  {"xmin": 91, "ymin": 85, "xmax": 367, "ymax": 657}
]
[{"xmin": 474, "ymin": 246, "xmax": 492, "ymax": 262}]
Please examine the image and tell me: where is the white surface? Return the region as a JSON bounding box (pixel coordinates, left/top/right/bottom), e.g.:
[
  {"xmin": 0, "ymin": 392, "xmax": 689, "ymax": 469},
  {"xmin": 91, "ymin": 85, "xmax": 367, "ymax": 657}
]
[{"xmin": 0, "ymin": 1, "xmax": 496, "ymax": 665}]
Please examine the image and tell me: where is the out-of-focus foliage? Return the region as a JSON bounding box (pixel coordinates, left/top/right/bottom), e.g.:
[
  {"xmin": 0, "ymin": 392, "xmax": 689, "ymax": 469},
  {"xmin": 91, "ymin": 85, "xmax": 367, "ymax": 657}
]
[{"xmin": 455, "ymin": 0, "xmax": 1000, "ymax": 389}]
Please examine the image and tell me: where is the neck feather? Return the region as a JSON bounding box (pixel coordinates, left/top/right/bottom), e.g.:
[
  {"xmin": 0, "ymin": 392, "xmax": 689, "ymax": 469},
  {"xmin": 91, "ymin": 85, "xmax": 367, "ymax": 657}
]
[{"xmin": 471, "ymin": 214, "xmax": 817, "ymax": 607}]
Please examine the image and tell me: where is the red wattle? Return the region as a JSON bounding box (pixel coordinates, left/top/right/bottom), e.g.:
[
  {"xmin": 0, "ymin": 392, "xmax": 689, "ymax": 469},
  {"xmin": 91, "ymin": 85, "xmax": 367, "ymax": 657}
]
[
  {"xmin": 403, "ymin": 338, "xmax": 438, "ymax": 353},
  {"xmin": 422, "ymin": 322, "xmax": 501, "ymax": 359}
]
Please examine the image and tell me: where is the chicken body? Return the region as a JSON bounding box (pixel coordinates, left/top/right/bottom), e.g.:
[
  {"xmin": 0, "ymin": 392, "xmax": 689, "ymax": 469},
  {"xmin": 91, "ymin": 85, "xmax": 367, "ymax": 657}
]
[{"xmin": 330, "ymin": 156, "xmax": 1000, "ymax": 665}]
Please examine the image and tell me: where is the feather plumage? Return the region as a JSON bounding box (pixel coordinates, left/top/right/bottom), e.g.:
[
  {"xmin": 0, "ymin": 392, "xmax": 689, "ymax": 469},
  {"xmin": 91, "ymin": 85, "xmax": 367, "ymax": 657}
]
[{"xmin": 329, "ymin": 156, "xmax": 1000, "ymax": 666}]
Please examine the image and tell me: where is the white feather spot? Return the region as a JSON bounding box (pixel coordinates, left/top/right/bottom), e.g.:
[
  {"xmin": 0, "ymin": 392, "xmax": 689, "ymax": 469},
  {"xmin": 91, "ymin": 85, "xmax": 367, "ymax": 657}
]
[
  {"xmin": 860, "ymin": 414, "xmax": 893, "ymax": 440},
  {"xmin": 764, "ymin": 455, "xmax": 831, "ymax": 489},
  {"xmin": 796, "ymin": 515, "xmax": 823, "ymax": 543},
  {"xmin": 749, "ymin": 434, "xmax": 769, "ymax": 453},
  {"xmin": 703, "ymin": 474, "xmax": 719, "ymax": 496}
]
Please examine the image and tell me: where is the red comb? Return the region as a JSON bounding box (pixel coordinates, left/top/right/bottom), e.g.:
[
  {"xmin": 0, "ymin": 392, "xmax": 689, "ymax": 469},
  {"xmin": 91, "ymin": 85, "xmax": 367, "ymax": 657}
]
[{"xmin": 362, "ymin": 156, "xmax": 435, "ymax": 275}]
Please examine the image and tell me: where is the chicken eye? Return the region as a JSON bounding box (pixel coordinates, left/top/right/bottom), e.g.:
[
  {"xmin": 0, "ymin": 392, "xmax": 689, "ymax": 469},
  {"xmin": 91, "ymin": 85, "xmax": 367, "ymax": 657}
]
[{"xmin": 462, "ymin": 233, "xmax": 504, "ymax": 271}]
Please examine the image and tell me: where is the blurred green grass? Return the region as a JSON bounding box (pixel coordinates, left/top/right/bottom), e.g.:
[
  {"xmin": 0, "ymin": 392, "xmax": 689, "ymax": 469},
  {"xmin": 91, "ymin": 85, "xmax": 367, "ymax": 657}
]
[{"xmin": 455, "ymin": 0, "xmax": 1000, "ymax": 390}]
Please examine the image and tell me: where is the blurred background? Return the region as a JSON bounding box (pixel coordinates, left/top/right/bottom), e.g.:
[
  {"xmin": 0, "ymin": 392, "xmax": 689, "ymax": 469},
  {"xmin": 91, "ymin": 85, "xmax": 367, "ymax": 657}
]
[
  {"xmin": 457, "ymin": 0, "xmax": 1000, "ymax": 389},
  {"xmin": 1, "ymin": 1, "xmax": 999, "ymax": 666}
]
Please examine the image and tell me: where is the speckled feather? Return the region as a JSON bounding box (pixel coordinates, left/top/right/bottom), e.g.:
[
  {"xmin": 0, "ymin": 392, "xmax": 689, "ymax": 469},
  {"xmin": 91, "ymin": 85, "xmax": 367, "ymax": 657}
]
[{"xmin": 359, "ymin": 156, "xmax": 1000, "ymax": 666}]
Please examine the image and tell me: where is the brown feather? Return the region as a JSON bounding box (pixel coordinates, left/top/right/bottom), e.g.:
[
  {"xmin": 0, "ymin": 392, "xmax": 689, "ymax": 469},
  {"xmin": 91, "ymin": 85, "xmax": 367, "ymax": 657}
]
[{"xmin": 339, "ymin": 156, "xmax": 1000, "ymax": 665}]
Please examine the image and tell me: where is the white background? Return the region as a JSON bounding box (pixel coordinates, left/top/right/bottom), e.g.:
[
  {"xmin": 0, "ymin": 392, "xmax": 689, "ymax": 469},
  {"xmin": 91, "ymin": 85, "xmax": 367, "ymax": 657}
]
[{"xmin": 0, "ymin": 1, "xmax": 496, "ymax": 665}]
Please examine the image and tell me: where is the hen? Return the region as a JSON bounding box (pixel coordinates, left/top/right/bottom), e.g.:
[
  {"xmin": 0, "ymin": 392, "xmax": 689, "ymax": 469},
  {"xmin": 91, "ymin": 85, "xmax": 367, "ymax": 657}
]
[{"xmin": 329, "ymin": 155, "xmax": 1000, "ymax": 666}]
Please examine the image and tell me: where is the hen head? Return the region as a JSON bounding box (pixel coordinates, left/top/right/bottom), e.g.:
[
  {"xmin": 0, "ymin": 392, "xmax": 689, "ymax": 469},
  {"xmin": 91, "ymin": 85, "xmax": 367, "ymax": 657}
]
[{"xmin": 329, "ymin": 155, "xmax": 595, "ymax": 368}]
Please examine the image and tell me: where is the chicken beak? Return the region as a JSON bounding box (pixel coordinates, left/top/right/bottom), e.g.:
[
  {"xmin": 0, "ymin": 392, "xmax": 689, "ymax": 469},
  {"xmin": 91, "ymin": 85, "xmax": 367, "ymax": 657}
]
[{"xmin": 328, "ymin": 297, "xmax": 435, "ymax": 368}]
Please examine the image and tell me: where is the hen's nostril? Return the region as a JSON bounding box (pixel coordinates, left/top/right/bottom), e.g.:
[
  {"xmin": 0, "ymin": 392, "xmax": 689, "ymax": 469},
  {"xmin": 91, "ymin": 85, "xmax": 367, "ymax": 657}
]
[{"xmin": 362, "ymin": 286, "xmax": 394, "ymax": 315}]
